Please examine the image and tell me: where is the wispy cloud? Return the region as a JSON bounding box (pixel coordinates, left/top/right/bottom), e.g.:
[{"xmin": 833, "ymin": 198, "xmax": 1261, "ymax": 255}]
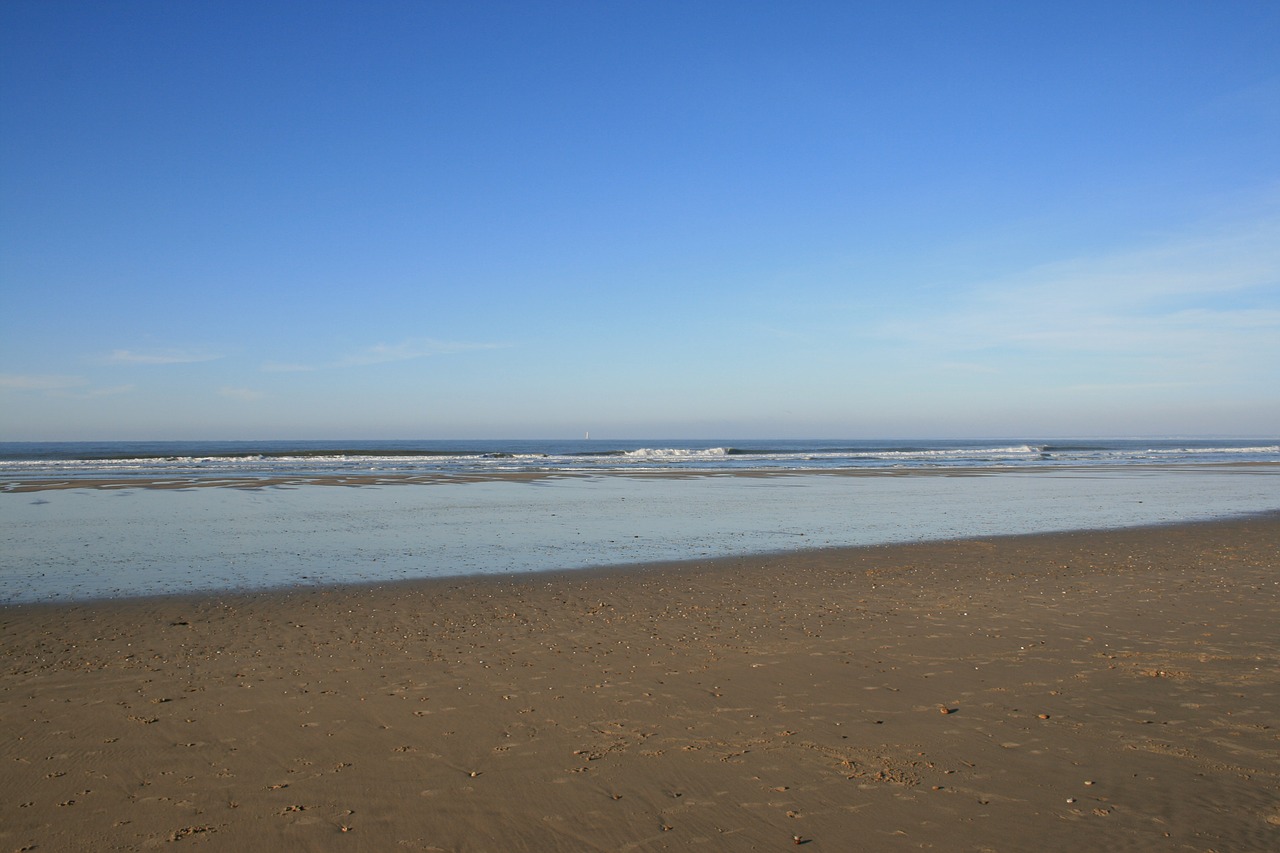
[
  {"xmin": 56, "ymin": 384, "xmax": 136, "ymax": 400},
  {"xmin": 90, "ymin": 384, "xmax": 135, "ymax": 397},
  {"xmin": 879, "ymin": 218, "xmax": 1280, "ymax": 379},
  {"xmin": 338, "ymin": 338, "xmax": 510, "ymax": 367},
  {"xmin": 218, "ymin": 386, "xmax": 265, "ymax": 401},
  {"xmin": 260, "ymin": 361, "xmax": 316, "ymax": 373},
  {"xmin": 1004, "ymin": 222, "xmax": 1280, "ymax": 308},
  {"xmin": 0, "ymin": 373, "xmax": 87, "ymax": 391},
  {"xmin": 106, "ymin": 349, "xmax": 222, "ymax": 365},
  {"xmin": 938, "ymin": 361, "xmax": 1000, "ymax": 374},
  {"xmin": 1063, "ymin": 381, "xmax": 1190, "ymax": 393},
  {"xmin": 753, "ymin": 324, "xmax": 807, "ymax": 341},
  {"xmin": 0, "ymin": 375, "xmax": 135, "ymax": 399},
  {"xmin": 259, "ymin": 338, "xmax": 510, "ymax": 373}
]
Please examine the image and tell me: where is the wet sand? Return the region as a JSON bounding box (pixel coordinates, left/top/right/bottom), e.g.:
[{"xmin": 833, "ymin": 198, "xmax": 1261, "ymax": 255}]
[{"xmin": 2, "ymin": 514, "xmax": 1278, "ymax": 851}]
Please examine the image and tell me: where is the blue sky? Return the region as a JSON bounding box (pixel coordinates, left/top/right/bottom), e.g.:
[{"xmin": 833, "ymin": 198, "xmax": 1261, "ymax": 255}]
[{"xmin": 2, "ymin": 1, "xmax": 1278, "ymax": 440}]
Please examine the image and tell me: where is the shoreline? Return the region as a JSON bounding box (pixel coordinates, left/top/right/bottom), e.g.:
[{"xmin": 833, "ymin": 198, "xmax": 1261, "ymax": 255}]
[
  {"xmin": 3, "ymin": 515, "xmax": 1278, "ymax": 850},
  {"xmin": 4, "ymin": 509, "xmax": 1278, "ymax": 611},
  {"xmin": 5, "ymin": 466, "xmax": 1279, "ymax": 605},
  {"xmin": 3, "ymin": 459, "xmax": 1278, "ymax": 493}
]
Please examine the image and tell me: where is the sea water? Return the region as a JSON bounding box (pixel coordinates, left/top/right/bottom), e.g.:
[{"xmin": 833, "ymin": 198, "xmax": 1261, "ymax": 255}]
[
  {"xmin": 2, "ymin": 454, "xmax": 1278, "ymax": 603},
  {"xmin": 2, "ymin": 437, "xmax": 1278, "ymax": 482}
]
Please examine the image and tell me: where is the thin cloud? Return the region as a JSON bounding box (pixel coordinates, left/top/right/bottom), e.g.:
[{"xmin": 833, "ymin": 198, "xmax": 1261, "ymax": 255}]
[
  {"xmin": 106, "ymin": 349, "xmax": 222, "ymax": 365},
  {"xmin": 973, "ymin": 217, "xmax": 1280, "ymax": 314},
  {"xmin": 218, "ymin": 387, "xmax": 265, "ymax": 401},
  {"xmin": 879, "ymin": 218, "xmax": 1280, "ymax": 371},
  {"xmin": 0, "ymin": 375, "xmax": 135, "ymax": 399},
  {"xmin": 938, "ymin": 361, "xmax": 1000, "ymax": 374},
  {"xmin": 85, "ymin": 384, "xmax": 135, "ymax": 397},
  {"xmin": 339, "ymin": 338, "xmax": 511, "ymax": 367},
  {"xmin": 260, "ymin": 361, "xmax": 317, "ymax": 373},
  {"xmin": 1063, "ymin": 381, "xmax": 1191, "ymax": 393},
  {"xmin": 260, "ymin": 339, "xmax": 510, "ymax": 372},
  {"xmin": 50, "ymin": 384, "xmax": 137, "ymax": 400},
  {"xmin": 753, "ymin": 324, "xmax": 807, "ymax": 341},
  {"xmin": 0, "ymin": 373, "xmax": 87, "ymax": 390}
]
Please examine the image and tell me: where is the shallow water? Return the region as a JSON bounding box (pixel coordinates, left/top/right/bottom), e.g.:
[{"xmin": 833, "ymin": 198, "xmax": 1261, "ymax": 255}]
[{"xmin": 2, "ymin": 467, "xmax": 1278, "ymax": 603}]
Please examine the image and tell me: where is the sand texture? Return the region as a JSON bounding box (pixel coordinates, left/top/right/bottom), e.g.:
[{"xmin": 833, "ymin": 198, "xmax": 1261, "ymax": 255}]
[{"xmin": 3, "ymin": 515, "xmax": 1279, "ymax": 851}]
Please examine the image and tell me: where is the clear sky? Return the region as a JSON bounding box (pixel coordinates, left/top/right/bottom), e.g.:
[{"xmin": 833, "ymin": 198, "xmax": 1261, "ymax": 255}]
[{"xmin": 2, "ymin": 1, "xmax": 1278, "ymax": 440}]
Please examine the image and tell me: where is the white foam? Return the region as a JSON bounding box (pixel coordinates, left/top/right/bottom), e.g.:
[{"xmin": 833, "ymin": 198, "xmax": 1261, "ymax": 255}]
[
  {"xmin": 620, "ymin": 447, "xmax": 731, "ymax": 458},
  {"xmin": 870, "ymin": 444, "xmax": 1042, "ymax": 458},
  {"xmin": 1145, "ymin": 445, "xmax": 1280, "ymax": 455}
]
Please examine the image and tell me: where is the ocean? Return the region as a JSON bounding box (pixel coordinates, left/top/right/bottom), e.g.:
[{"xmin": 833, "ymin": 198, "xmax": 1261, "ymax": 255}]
[
  {"xmin": 2, "ymin": 438, "xmax": 1278, "ymax": 604},
  {"xmin": 2, "ymin": 437, "xmax": 1278, "ymax": 483}
]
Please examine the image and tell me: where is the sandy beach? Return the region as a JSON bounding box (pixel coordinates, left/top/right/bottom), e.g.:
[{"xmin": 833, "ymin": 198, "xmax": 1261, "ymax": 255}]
[{"xmin": 3, "ymin": 513, "xmax": 1278, "ymax": 851}]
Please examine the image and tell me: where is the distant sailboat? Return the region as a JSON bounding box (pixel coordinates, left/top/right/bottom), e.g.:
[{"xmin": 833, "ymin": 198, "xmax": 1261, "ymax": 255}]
[{"xmin": 585, "ymin": 431, "xmax": 590, "ymax": 440}]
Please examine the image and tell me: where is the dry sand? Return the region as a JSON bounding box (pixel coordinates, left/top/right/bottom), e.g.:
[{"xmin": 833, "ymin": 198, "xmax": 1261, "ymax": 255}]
[{"xmin": 2, "ymin": 514, "xmax": 1278, "ymax": 851}]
